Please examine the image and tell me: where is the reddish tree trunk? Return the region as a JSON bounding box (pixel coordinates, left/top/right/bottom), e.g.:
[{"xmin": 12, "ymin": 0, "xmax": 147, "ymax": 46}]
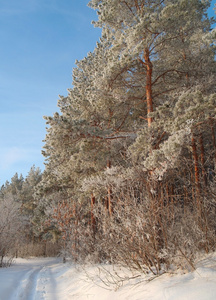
[
  {"xmin": 199, "ymin": 132, "xmax": 207, "ymax": 186},
  {"xmin": 144, "ymin": 48, "xmax": 153, "ymax": 127},
  {"xmin": 191, "ymin": 135, "xmax": 201, "ymax": 213},
  {"xmin": 210, "ymin": 119, "xmax": 216, "ymax": 167},
  {"xmin": 91, "ymin": 194, "xmax": 96, "ymax": 233},
  {"xmin": 107, "ymin": 160, "xmax": 113, "ymax": 216}
]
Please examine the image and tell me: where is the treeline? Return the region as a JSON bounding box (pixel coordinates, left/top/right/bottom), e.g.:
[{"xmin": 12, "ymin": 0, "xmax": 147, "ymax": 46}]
[
  {"xmin": 38, "ymin": 0, "xmax": 216, "ymax": 272},
  {"xmin": 1, "ymin": 0, "xmax": 216, "ymax": 272},
  {"xmin": 0, "ymin": 167, "xmax": 60, "ymax": 267}
]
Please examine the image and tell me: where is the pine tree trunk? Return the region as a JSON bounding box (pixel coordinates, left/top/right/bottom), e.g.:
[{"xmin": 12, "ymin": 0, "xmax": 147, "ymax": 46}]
[
  {"xmin": 199, "ymin": 131, "xmax": 207, "ymax": 187},
  {"xmin": 107, "ymin": 160, "xmax": 113, "ymax": 216},
  {"xmin": 191, "ymin": 135, "xmax": 201, "ymax": 215},
  {"xmin": 73, "ymin": 204, "xmax": 78, "ymax": 260},
  {"xmin": 91, "ymin": 194, "xmax": 96, "ymax": 233},
  {"xmin": 144, "ymin": 48, "xmax": 153, "ymax": 127},
  {"xmin": 210, "ymin": 118, "xmax": 216, "ymax": 168}
]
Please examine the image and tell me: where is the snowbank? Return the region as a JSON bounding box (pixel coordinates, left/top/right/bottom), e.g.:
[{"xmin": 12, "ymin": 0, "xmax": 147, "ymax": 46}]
[{"xmin": 0, "ymin": 253, "xmax": 216, "ymax": 299}]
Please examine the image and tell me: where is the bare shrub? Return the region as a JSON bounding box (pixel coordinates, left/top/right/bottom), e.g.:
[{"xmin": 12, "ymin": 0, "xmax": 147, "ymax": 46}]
[
  {"xmin": 0, "ymin": 193, "xmax": 23, "ymax": 267},
  {"xmin": 83, "ymin": 171, "xmax": 216, "ymax": 274},
  {"xmin": 16, "ymin": 241, "xmax": 60, "ymax": 258}
]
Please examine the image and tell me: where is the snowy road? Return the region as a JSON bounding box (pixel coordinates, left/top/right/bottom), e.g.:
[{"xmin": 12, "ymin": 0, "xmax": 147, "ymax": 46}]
[
  {"xmin": 0, "ymin": 258, "xmax": 67, "ymax": 300},
  {"xmin": 1, "ymin": 255, "xmax": 216, "ymax": 300}
]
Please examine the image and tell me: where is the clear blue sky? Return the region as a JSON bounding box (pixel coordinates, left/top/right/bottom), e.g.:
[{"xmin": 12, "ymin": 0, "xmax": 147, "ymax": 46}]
[
  {"xmin": 0, "ymin": 1, "xmax": 215, "ymax": 185},
  {"xmin": 0, "ymin": 0, "xmax": 101, "ymax": 184}
]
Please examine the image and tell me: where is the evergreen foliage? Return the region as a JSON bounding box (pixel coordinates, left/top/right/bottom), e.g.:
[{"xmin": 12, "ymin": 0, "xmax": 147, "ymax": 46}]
[
  {"xmin": 0, "ymin": 166, "xmax": 59, "ymax": 264},
  {"xmin": 1, "ymin": 0, "xmax": 215, "ymax": 272},
  {"xmin": 37, "ymin": 0, "xmax": 216, "ymax": 272}
]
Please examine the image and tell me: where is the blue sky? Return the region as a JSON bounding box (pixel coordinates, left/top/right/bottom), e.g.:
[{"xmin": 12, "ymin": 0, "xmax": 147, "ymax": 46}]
[
  {"xmin": 0, "ymin": 1, "xmax": 215, "ymax": 185},
  {"xmin": 0, "ymin": 0, "xmax": 101, "ymax": 184}
]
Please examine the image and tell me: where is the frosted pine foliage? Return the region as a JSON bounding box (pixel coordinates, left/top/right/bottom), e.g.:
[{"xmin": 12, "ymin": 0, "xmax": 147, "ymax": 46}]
[{"xmin": 29, "ymin": 0, "xmax": 216, "ymax": 273}]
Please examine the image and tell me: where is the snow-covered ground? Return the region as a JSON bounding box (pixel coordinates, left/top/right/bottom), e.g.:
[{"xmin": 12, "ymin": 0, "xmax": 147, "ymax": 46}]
[{"xmin": 1, "ymin": 253, "xmax": 216, "ymax": 300}]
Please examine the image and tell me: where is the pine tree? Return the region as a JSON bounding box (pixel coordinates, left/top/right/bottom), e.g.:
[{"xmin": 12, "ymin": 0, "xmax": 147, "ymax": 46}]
[
  {"xmin": 87, "ymin": 0, "xmax": 215, "ymax": 175},
  {"xmin": 19, "ymin": 166, "xmax": 42, "ymax": 241},
  {"xmin": 39, "ymin": 0, "xmax": 216, "ymax": 269}
]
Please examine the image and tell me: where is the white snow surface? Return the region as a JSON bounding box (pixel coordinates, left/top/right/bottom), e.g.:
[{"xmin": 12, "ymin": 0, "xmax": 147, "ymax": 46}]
[{"xmin": 1, "ymin": 253, "xmax": 216, "ymax": 300}]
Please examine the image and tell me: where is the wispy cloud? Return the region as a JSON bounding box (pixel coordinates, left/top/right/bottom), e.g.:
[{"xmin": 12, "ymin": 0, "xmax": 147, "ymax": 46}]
[
  {"xmin": 0, "ymin": 146, "xmax": 44, "ymax": 183},
  {"xmin": 0, "ymin": 147, "xmax": 28, "ymax": 170},
  {"xmin": 0, "ymin": 146, "xmax": 43, "ymax": 168},
  {"xmin": 0, "ymin": 0, "xmax": 87, "ymax": 18},
  {"xmin": 0, "ymin": 0, "xmax": 39, "ymax": 16},
  {"xmin": 39, "ymin": 0, "xmax": 90, "ymax": 23}
]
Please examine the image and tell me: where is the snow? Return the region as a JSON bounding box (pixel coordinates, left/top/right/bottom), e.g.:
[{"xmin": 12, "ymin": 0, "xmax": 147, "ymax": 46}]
[{"xmin": 1, "ymin": 254, "xmax": 216, "ymax": 300}]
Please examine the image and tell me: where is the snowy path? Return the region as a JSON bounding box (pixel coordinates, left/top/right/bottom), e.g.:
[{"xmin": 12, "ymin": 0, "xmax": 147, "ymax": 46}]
[
  {"xmin": 0, "ymin": 258, "xmax": 63, "ymax": 300},
  {"xmin": 11, "ymin": 266, "xmax": 44, "ymax": 300},
  {"xmin": 1, "ymin": 255, "xmax": 216, "ymax": 300}
]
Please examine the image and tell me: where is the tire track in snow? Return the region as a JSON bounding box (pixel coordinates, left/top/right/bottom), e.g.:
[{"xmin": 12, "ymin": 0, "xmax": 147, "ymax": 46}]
[
  {"xmin": 10, "ymin": 266, "xmax": 43, "ymax": 300},
  {"xmin": 35, "ymin": 265, "xmax": 58, "ymax": 300},
  {"xmin": 6, "ymin": 258, "xmax": 62, "ymax": 300}
]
